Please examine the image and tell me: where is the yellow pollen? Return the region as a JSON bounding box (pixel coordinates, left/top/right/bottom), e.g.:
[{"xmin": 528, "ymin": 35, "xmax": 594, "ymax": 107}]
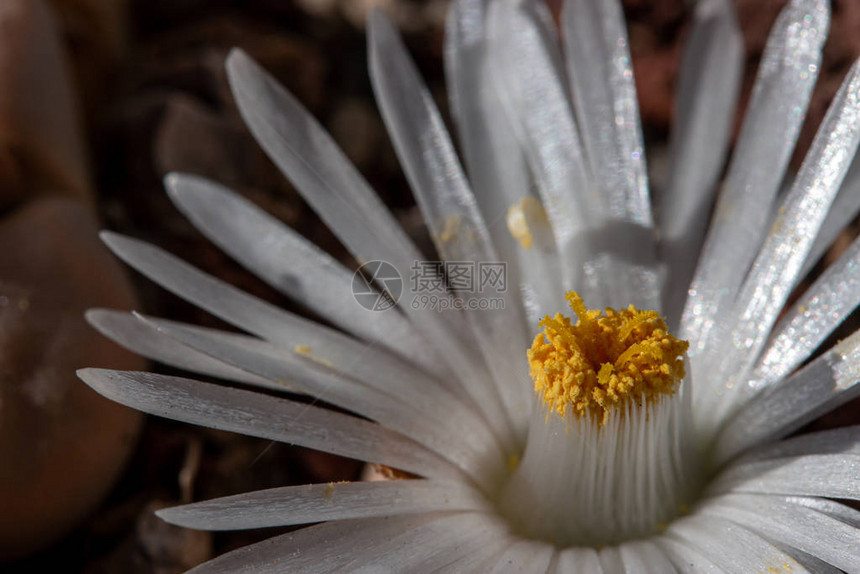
[
  {"xmin": 506, "ymin": 196, "xmax": 547, "ymax": 249},
  {"xmin": 528, "ymin": 292, "xmax": 688, "ymax": 423},
  {"xmin": 295, "ymin": 345, "xmax": 334, "ymax": 367},
  {"xmin": 439, "ymin": 215, "xmax": 462, "ymax": 243}
]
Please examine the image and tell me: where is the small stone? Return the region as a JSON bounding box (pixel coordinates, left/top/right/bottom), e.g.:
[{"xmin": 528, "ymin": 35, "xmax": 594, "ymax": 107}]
[
  {"xmin": 0, "ymin": 0, "xmax": 93, "ymax": 209},
  {"xmin": 0, "ymin": 197, "xmax": 144, "ymax": 560}
]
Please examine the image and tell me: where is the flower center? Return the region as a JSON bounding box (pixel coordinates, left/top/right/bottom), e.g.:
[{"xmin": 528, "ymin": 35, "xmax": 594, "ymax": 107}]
[
  {"xmin": 499, "ymin": 292, "xmax": 698, "ymax": 547},
  {"xmin": 529, "ymin": 292, "xmax": 688, "ymax": 423}
]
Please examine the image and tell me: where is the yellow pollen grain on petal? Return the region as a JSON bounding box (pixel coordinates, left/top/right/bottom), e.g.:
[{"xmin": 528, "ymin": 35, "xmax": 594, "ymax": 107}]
[
  {"xmin": 527, "ymin": 291, "xmax": 689, "ymax": 423},
  {"xmin": 438, "ymin": 214, "xmax": 462, "ymax": 243},
  {"xmin": 295, "ymin": 345, "xmax": 334, "ymax": 368},
  {"xmin": 506, "ymin": 196, "xmax": 547, "ymax": 249}
]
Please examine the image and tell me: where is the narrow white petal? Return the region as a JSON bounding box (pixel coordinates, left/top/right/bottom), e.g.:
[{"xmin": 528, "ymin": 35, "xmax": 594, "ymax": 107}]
[
  {"xmin": 445, "ymin": 0, "xmax": 565, "ymax": 321},
  {"xmin": 562, "ymin": 0, "xmax": 662, "ymax": 312},
  {"xmin": 164, "ymin": 173, "xmax": 444, "ymax": 377},
  {"xmin": 563, "ymin": 0, "xmax": 652, "ymax": 227},
  {"xmin": 697, "ymin": 58, "xmax": 860, "ymax": 430},
  {"xmin": 755, "ymin": 233, "xmax": 860, "ymax": 383},
  {"xmin": 445, "ymin": 0, "xmax": 530, "ymax": 246},
  {"xmin": 660, "ymin": 0, "xmax": 742, "ymax": 323},
  {"xmin": 100, "ymin": 232, "xmax": 353, "ymax": 353},
  {"xmin": 597, "ymin": 547, "xmax": 624, "ymax": 573},
  {"xmin": 368, "ymin": 11, "xmax": 500, "ymax": 268},
  {"xmin": 800, "ymin": 158, "xmax": 860, "ymax": 279},
  {"xmin": 667, "ymin": 514, "xmax": 805, "ymax": 572},
  {"xmin": 655, "ymin": 537, "xmax": 728, "ymax": 573},
  {"xmin": 776, "ymin": 546, "xmax": 844, "ymax": 574},
  {"xmin": 368, "ymin": 10, "xmax": 531, "ymax": 435},
  {"xmin": 102, "ymin": 233, "xmax": 513, "ymax": 465},
  {"xmin": 430, "ymin": 533, "xmax": 514, "ymax": 572},
  {"xmin": 618, "ymin": 540, "xmax": 677, "ymax": 573},
  {"xmin": 342, "ymin": 511, "xmax": 509, "ymax": 573},
  {"xmin": 708, "ymin": 454, "xmax": 860, "ymax": 499},
  {"xmin": 486, "ymin": 0, "xmax": 593, "ymax": 294},
  {"xmin": 701, "ymin": 494, "xmax": 860, "ymax": 572},
  {"xmin": 100, "ymin": 232, "xmax": 476, "ymax": 405},
  {"xmin": 156, "ymin": 479, "xmax": 486, "ymax": 530},
  {"xmin": 681, "ymin": 0, "xmax": 829, "ymax": 356},
  {"xmin": 140, "ymin": 314, "xmax": 505, "ymax": 484},
  {"xmin": 552, "ymin": 547, "xmax": 602, "ymax": 574},
  {"xmin": 740, "ymin": 426, "xmax": 860, "ymax": 462},
  {"xmin": 713, "ymin": 328, "xmax": 860, "ymax": 463},
  {"xmin": 77, "ymin": 369, "xmax": 457, "ymax": 479},
  {"xmin": 186, "ymin": 514, "xmax": 440, "ymax": 573},
  {"xmin": 784, "ymin": 495, "xmax": 860, "ymax": 527},
  {"xmin": 225, "ymin": 48, "xmax": 505, "ymax": 428},
  {"xmin": 483, "ymin": 539, "xmax": 555, "ymax": 574},
  {"xmin": 86, "ymin": 309, "xmax": 271, "ymax": 387},
  {"xmin": 224, "ymin": 49, "xmax": 427, "ymax": 291}
]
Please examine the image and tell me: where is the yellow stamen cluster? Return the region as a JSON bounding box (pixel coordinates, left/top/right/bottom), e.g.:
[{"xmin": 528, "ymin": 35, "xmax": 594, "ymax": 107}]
[{"xmin": 528, "ymin": 292, "xmax": 688, "ymax": 423}]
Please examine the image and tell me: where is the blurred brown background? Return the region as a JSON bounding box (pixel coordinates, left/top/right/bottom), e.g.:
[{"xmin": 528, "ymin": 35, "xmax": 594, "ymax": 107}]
[{"xmin": 2, "ymin": 0, "xmax": 858, "ymax": 571}]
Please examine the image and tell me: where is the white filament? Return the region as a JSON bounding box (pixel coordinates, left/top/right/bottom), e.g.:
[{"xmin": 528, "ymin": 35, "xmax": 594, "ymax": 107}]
[{"xmin": 499, "ymin": 374, "xmax": 699, "ymax": 547}]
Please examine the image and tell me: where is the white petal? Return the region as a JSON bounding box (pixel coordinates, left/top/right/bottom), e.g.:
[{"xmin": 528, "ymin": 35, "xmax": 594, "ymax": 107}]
[
  {"xmin": 740, "ymin": 426, "xmax": 860, "ymax": 461},
  {"xmin": 224, "ymin": 49, "xmax": 426, "ymax": 290},
  {"xmin": 655, "ymin": 536, "xmax": 728, "ymax": 573},
  {"xmin": 563, "ymin": 0, "xmax": 653, "ymax": 227},
  {"xmin": 486, "ymin": 0, "xmax": 593, "ymax": 294},
  {"xmin": 562, "ymin": 0, "xmax": 662, "ymax": 312},
  {"xmin": 164, "ymin": 173, "xmax": 444, "ymax": 377},
  {"xmin": 185, "ymin": 514, "xmax": 439, "ymax": 573},
  {"xmin": 343, "ymin": 511, "xmax": 509, "ymax": 573},
  {"xmin": 77, "ymin": 368, "xmax": 457, "ymax": 479},
  {"xmin": 667, "ymin": 514, "xmax": 806, "ymax": 572},
  {"xmin": 551, "ymin": 547, "xmax": 602, "ymax": 574},
  {"xmin": 696, "ymin": 58, "xmax": 860, "ymax": 430},
  {"xmin": 708, "ymin": 454, "xmax": 860, "ymax": 500},
  {"xmin": 701, "ymin": 494, "xmax": 860, "ymax": 572},
  {"xmin": 484, "ymin": 539, "xmax": 555, "ymax": 574},
  {"xmin": 101, "ymin": 232, "xmax": 349, "ymax": 352},
  {"xmin": 429, "ymin": 532, "xmax": 514, "ymax": 572},
  {"xmin": 368, "ymin": 10, "xmax": 531, "ymax": 436},
  {"xmin": 681, "ymin": 0, "xmax": 829, "ymax": 356},
  {"xmin": 800, "ymin": 157, "xmax": 860, "ymax": 279},
  {"xmin": 100, "ymin": 232, "xmax": 474, "ymax": 406},
  {"xmin": 784, "ymin": 495, "xmax": 860, "ymax": 527},
  {"xmin": 156, "ymin": 479, "xmax": 486, "ymax": 530},
  {"xmin": 139, "ymin": 314, "xmax": 504, "ymax": 484},
  {"xmin": 660, "ymin": 0, "xmax": 742, "ymax": 324},
  {"xmin": 597, "ymin": 547, "xmax": 624, "ymax": 573},
  {"xmin": 754, "ymin": 233, "xmax": 860, "ymax": 384},
  {"xmin": 445, "ymin": 0, "xmax": 564, "ymax": 322},
  {"xmin": 713, "ymin": 329, "xmax": 860, "ymax": 463},
  {"xmin": 86, "ymin": 309, "xmax": 271, "ymax": 387},
  {"xmin": 776, "ymin": 547, "xmax": 844, "ymax": 574},
  {"xmin": 618, "ymin": 540, "xmax": 677, "ymax": 573},
  {"xmin": 225, "ymin": 48, "xmax": 500, "ymax": 421}
]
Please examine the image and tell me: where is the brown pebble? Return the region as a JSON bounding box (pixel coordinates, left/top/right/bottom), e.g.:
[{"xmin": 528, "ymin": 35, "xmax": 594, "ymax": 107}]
[
  {"xmin": 0, "ymin": 197, "xmax": 144, "ymax": 560},
  {"xmin": 0, "ymin": 0, "xmax": 93, "ymax": 209}
]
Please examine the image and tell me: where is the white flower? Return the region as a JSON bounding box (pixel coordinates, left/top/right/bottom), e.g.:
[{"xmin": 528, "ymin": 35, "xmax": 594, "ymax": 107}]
[{"xmin": 79, "ymin": 0, "xmax": 860, "ymax": 571}]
